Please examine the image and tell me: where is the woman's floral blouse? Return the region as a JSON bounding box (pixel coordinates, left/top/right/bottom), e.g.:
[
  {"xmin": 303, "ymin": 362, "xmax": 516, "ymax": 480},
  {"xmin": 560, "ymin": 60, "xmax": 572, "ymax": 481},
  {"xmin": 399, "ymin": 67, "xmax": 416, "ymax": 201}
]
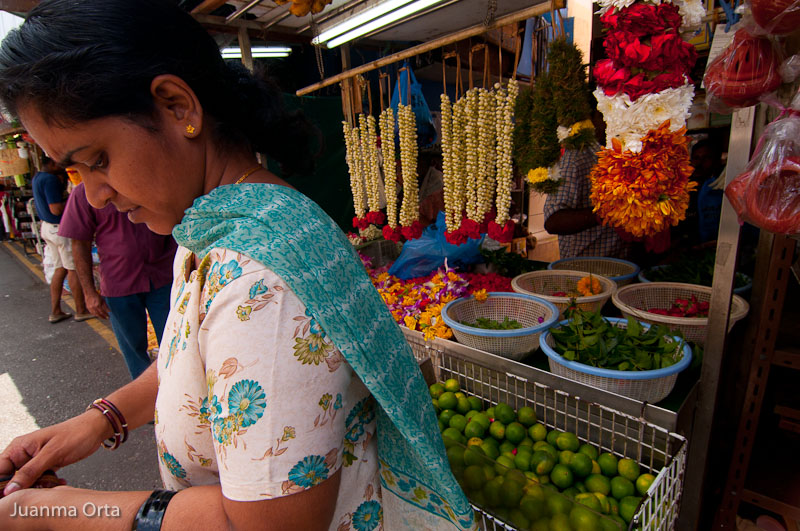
[{"xmin": 155, "ymin": 247, "xmax": 382, "ymax": 530}]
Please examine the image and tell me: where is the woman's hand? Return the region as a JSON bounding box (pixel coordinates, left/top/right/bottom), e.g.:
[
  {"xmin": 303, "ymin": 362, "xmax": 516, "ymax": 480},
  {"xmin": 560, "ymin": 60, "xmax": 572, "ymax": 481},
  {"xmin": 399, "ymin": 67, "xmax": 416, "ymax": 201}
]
[{"xmin": 0, "ymin": 410, "xmax": 110, "ymax": 496}]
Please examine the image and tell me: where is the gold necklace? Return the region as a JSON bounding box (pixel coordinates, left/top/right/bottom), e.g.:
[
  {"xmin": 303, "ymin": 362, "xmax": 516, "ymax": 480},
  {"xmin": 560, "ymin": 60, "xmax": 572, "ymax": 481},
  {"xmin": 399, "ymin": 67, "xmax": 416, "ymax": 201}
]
[{"xmin": 234, "ymin": 165, "xmax": 263, "ymax": 185}]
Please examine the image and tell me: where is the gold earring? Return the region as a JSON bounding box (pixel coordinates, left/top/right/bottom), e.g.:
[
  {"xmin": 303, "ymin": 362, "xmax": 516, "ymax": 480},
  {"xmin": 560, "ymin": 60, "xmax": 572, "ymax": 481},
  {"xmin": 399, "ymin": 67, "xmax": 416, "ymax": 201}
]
[{"xmin": 185, "ymin": 124, "xmax": 196, "ymax": 135}]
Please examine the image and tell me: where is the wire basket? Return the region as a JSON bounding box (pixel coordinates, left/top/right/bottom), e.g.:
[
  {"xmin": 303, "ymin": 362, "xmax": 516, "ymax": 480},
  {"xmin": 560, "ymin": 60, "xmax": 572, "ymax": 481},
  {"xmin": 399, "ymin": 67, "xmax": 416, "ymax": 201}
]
[
  {"xmin": 440, "ymin": 292, "xmax": 558, "ymax": 361},
  {"xmin": 548, "ymin": 256, "xmax": 641, "ymax": 287},
  {"xmin": 638, "ymin": 265, "xmax": 753, "ymax": 296},
  {"xmin": 539, "ymin": 318, "xmax": 692, "ymax": 403},
  {"xmin": 611, "ymin": 282, "xmax": 750, "ymax": 346},
  {"xmin": 511, "ymin": 270, "xmax": 617, "ymax": 319},
  {"xmin": 402, "ymin": 328, "xmax": 688, "ymax": 531}
]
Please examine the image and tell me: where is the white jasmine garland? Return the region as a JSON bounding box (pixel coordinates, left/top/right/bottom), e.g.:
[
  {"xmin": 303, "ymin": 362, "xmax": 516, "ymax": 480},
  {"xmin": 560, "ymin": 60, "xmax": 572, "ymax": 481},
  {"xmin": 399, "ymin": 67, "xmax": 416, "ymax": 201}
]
[
  {"xmin": 379, "ymin": 107, "xmax": 398, "ymax": 228},
  {"xmin": 477, "ymin": 88, "xmax": 496, "ymax": 220},
  {"xmin": 398, "ymin": 104, "xmax": 419, "ymax": 228},
  {"xmin": 464, "ymin": 88, "xmax": 480, "ymax": 221},
  {"xmin": 494, "ymin": 80, "xmax": 517, "ymax": 226},
  {"xmin": 594, "ymin": 84, "xmax": 695, "ymax": 152},
  {"xmin": 451, "ymin": 97, "xmax": 467, "ymax": 230},
  {"xmin": 359, "ymin": 224, "xmax": 382, "ymax": 241},
  {"xmin": 343, "ymin": 121, "xmax": 367, "ymax": 219},
  {"xmin": 360, "ymin": 114, "xmax": 381, "ymax": 213},
  {"xmin": 440, "ymin": 94, "xmax": 458, "ymax": 232}
]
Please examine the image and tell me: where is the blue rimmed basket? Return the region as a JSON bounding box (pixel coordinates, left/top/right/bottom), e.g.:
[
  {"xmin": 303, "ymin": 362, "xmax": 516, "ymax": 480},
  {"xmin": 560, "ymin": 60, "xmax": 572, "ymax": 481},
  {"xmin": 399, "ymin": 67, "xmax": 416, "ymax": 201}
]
[
  {"xmin": 441, "ymin": 292, "xmax": 559, "ymax": 361},
  {"xmin": 539, "ymin": 317, "xmax": 693, "ymax": 403},
  {"xmin": 548, "ymin": 256, "xmax": 640, "ymax": 287},
  {"xmin": 638, "ymin": 265, "xmax": 753, "ymax": 296}
]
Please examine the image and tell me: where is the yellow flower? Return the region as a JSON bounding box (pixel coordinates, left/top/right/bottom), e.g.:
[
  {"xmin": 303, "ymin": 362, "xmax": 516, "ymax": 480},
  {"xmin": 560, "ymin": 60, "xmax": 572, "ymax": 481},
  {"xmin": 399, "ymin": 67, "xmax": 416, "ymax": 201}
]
[
  {"xmin": 473, "ymin": 289, "xmax": 488, "ymax": 302},
  {"xmin": 570, "ymin": 119, "xmax": 594, "ymax": 136},
  {"xmin": 236, "ymin": 305, "xmax": 252, "ymax": 321},
  {"xmin": 404, "ymin": 315, "xmax": 418, "ymax": 330},
  {"xmin": 526, "ymin": 167, "xmax": 550, "ymax": 185},
  {"xmin": 577, "ymin": 275, "xmax": 603, "ymax": 296},
  {"xmin": 418, "ymin": 312, "xmax": 433, "ymax": 327},
  {"xmin": 282, "ymin": 426, "xmax": 296, "ymax": 441},
  {"xmin": 423, "ymin": 327, "xmax": 437, "ymax": 341}
]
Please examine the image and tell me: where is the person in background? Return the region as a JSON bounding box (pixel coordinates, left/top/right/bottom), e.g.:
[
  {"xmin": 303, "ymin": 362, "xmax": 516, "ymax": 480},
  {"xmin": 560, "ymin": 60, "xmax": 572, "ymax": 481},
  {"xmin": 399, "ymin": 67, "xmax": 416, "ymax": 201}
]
[
  {"xmin": 543, "ymin": 112, "xmax": 629, "ymax": 259},
  {"xmin": 59, "ymin": 181, "xmax": 176, "ymax": 379},
  {"xmin": 31, "ymin": 156, "xmax": 90, "ymax": 323}
]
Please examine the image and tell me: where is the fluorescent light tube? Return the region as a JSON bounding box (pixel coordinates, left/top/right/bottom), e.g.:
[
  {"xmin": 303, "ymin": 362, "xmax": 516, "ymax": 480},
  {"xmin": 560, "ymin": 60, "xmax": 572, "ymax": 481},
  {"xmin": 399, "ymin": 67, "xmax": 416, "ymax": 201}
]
[
  {"xmin": 312, "ymin": 0, "xmax": 417, "ymax": 45},
  {"xmin": 221, "ymin": 46, "xmax": 292, "ymax": 54},
  {"xmin": 222, "ymin": 52, "xmax": 290, "ymax": 58},
  {"xmin": 325, "ymin": 0, "xmax": 445, "ymax": 48}
]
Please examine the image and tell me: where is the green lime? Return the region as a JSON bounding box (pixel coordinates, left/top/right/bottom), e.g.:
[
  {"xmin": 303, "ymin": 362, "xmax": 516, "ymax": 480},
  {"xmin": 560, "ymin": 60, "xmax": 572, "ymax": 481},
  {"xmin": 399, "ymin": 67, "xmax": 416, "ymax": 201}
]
[
  {"xmin": 529, "ymin": 423, "xmax": 548, "ymax": 442},
  {"xmin": 495, "ymin": 403, "xmax": 516, "ymax": 424},
  {"xmin": 448, "ymin": 414, "xmax": 467, "ymax": 433},
  {"xmin": 592, "ymin": 460, "xmax": 602, "ymax": 475},
  {"xmin": 550, "ymin": 513, "xmax": 572, "ymax": 531},
  {"xmin": 431, "ymin": 399, "xmax": 439, "ymax": 412},
  {"xmin": 454, "ymin": 391, "xmax": 466, "ymax": 399},
  {"xmin": 556, "ymin": 432, "xmax": 580, "ymax": 452},
  {"xmin": 617, "ymin": 459, "xmax": 640, "ymax": 482},
  {"xmin": 438, "ymin": 409, "xmax": 456, "ymax": 426},
  {"xmin": 518, "ymin": 406, "xmax": 538, "ymax": 427},
  {"xmin": 563, "ymin": 487, "xmax": 580, "ymax": 499},
  {"xmin": 533, "ymin": 441, "xmax": 558, "ymax": 459},
  {"xmin": 607, "ymin": 514, "xmax": 627, "ymax": 529},
  {"xmin": 456, "ymin": 397, "xmax": 472, "ymax": 415},
  {"xmin": 585, "ymin": 474, "xmax": 611, "ymax": 496},
  {"xmin": 524, "ymin": 471, "xmax": 538, "ymax": 483},
  {"xmin": 547, "ymin": 493, "xmax": 574, "ymax": 516},
  {"xmin": 546, "ymin": 429, "xmax": 561, "ymax": 447},
  {"xmin": 501, "ymin": 451, "xmax": 516, "ymax": 462},
  {"xmin": 446, "ymin": 445, "xmax": 465, "ymax": 468},
  {"xmin": 607, "ymin": 496, "xmax": 619, "ymax": 515},
  {"xmin": 469, "ymin": 488, "xmax": 486, "ymax": 507},
  {"xmin": 429, "ymin": 383, "xmax": 445, "ymax": 398},
  {"xmin": 493, "ymin": 507, "xmax": 510, "ymax": 523},
  {"xmin": 438, "ymin": 419, "xmax": 446, "ymax": 432},
  {"xmin": 471, "ymin": 412, "xmax": 491, "ymax": 430},
  {"xmin": 610, "ymin": 476, "xmax": 634, "ymax": 500},
  {"xmin": 531, "ymin": 450, "xmax": 556, "ymax": 475},
  {"xmin": 485, "ymin": 406, "xmax": 496, "ymax": 420},
  {"xmin": 465, "ymin": 409, "xmax": 479, "ymax": 421},
  {"xmin": 524, "ymin": 481, "xmax": 546, "ymax": 500},
  {"xmin": 574, "ymin": 481, "xmax": 587, "ymax": 493},
  {"xmin": 594, "ymin": 492, "xmax": 611, "ymax": 514},
  {"xmin": 489, "ymin": 421, "xmax": 506, "ymax": 441},
  {"xmin": 483, "ymin": 476, "xmax": 504, "ymax": 508},
  {"xmin": 537, "ymin": 473, "xmax": 550, "ymax": 485},
  {"xmin": 443, "ymin": 378, "xmax": 460, "ymax": 393},
  {"xmin": 597, "ymin": 453, "xmax": 619, "ymax": 478},
  {"xmin": 495, "ymin": 455, "xmax": 515, "ymax": 475},
  {"xmin": 438, "ymin": 392, "xmax": 457, "ymax": 411},
  {"xmin": 514, "ymin": 452, "xmax": 532, "ymax": 472},
  {"xmin": 499, "ymin": 441, "xmax": 516, "ymax": 455},
  {"xmin": 578, "ymin": 443, "xmax": 599, "ymax": 461},
  {"xmin": 531, "ymin": 518, "xmax": 550, "ymax": 531},
  {"xmin": 500, "ymin": 476, "xmax": 525, "ymax": 508},
  {"xmin": 505, "ymin": 469, "xmax": 528, "ymax": 486},
  {"xmin": 506, "ymin": 422, "xmax": 527, "ymax": 444},
  {"xmin": 464, "ymin": 420, "xmax": 486, "ymax": 439},
  {"xmin": 619, "ymin": 495, "xmax": 642, "ymax": 523},
  {"xmin": 483, "ymin": 465, "xmax": 497, "ymax": 483},
  {"xmin": 520, "ymin": 494, "xmax": 546, "ymax": 521},
  {"xmin": 570, "ymin": 503, "xmax": 601, "ymax": 531},
  {"xmin": 518, "ymin": 437, "xmax": 535, "ymax": 449},
  {"xmin": 509, "ymin": 508, "xmax": 531, "ymax": 530},
  {"xmin": 480, "ymin": 441, "xmax": 500, "ymax": 460},
  {"xmin": 559, "ymin": 450, "xmax": 575, "ymax": 466},
  {"xmin": 441, "ymin": 427, "xmax": 463, "ymax": 448},
  {"xmin": 575, "ymin": 492, "xmax": 602, "ymax": 512},
  {"xmin": 464, "ymin": 446, "xmax": 486, "ymax": 467},
  {"xmin": 550, "ymin": 464, "xmax": 574, "ymax": 489},
  {"xmin": 466, "ymin": 437, "xmax": 483, "ymax": 448},
  {"xmin": 463, "ymin": 464, "xmax": 487, "ymax": 491},
  {"xmin": 635, "ymin": 473, "xmax": 656, "ymax": 496},
  {"xmin": 467, "ymin": 396, "xmax": 483, "ymax": 411},
  {"xmin": 570, "ymin": 453, "xmax": 593, "ymax": 478}
]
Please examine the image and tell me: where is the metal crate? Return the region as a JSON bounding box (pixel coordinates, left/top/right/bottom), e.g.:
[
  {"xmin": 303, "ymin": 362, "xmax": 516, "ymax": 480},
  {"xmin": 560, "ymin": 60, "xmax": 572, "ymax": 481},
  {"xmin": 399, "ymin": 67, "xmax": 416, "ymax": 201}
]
[{"xmin": 403, "ymin": 328, "xmax": 687, "ymax": 531}]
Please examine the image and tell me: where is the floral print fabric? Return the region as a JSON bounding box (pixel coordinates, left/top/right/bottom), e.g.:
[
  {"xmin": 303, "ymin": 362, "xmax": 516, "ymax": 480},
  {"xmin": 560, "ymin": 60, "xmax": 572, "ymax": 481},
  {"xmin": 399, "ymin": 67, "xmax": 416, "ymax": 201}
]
[{"xmin": 155, "ymin": 247, "xmax": 382, "ymax": 529}]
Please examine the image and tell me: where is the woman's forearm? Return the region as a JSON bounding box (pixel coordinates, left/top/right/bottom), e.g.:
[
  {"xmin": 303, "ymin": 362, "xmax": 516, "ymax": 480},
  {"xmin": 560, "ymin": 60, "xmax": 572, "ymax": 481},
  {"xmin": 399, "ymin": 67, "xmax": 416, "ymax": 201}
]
[{"xmin": 103, "ymin": 362, "xmax": 159, "ymax": 431}]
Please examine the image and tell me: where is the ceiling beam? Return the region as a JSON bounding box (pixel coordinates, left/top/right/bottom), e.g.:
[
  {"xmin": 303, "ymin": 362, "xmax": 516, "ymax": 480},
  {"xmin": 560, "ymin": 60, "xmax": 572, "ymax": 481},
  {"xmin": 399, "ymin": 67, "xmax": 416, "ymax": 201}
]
[
  {"xmin": 191, "ymin": 0, "xmax": 230, "ymax": 14},
  {"xmin": 0, "ymin": 0, "xmax": 38, "ymax": 13},
  {"xmin": 194, "ymin": 13, "xmax": 265, "ymax": 30}
]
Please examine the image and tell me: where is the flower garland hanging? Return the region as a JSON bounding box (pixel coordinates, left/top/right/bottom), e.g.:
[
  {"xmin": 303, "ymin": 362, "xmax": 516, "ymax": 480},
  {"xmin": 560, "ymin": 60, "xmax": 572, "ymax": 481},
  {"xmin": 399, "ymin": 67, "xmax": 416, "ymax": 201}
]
[
  {"xmin": 476, "ymin": 88, "xmax": 497, "ymax": 227},
  {"xmin": 444, "ymin": 97, "xmax": 469, "ymax": 245},
  {"xmin": 440, "ymin": 94, "xmax": 458, "ymax": 233},
  {"xmin": 515, "ymin": 74, "xmax": 562, "ymax": 194},
  {"xmin": 343, "ymin": 121, "xmax": 368, "ymax": 230},
  {"xmin": 592, "ymin": 0, "xmax": 701, "ymax": 239},
  {"xmin": 549, "ymin": 39, "xmax": 597, "ymax": 152},
  {"xmin": 360, "ymin": 113, "xmax": 385, "ymax": 227},
  {"xmin": 488, "ymin": 79, "xmax": 519, "ymax": 243},
  {"xmin": 398, "ymin": 103, "xmax": 423, "ymax": 240},
  {"xmin": 380, "ymin": 107, "xmax": 402, "ymax": 243}
]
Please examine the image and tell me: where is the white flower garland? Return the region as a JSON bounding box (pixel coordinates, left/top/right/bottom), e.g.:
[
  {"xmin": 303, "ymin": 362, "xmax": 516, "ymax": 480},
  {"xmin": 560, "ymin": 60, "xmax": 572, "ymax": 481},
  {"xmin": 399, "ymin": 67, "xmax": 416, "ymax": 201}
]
[
  {"xmin": 594, "ymin": 84, "xmax": 695, "ymax": 152},
  {"xmin": 477, "ymin": 88, "xmax": 496, "ymax": 220},
  {"xmin": 594, "ymin": 0, "xmax": 705, "ymax": 29},
  {"xmin": 464, "ymin": 88, "xmax": 480, "ymax": 221},
  {"xmin": 343, "ymin": 121, "xmax": 367, "ymax": 219},
  {"xmin": 379, "ymin": 107, "xmax": 398, "ymax": 229},
  {"xmin": 440, "ymin": 94, "xmax": 458, "ymax": 232},
  {"xmin": 359, "ymin": 224, "xmax": 382, "ymax": 241},
  {"xmin": 398, "ymin": 103, "xmax": 419, "ymax": 227},
  {"xmin": 494, "ymin": 80, "xmax": 518, "ymax": 226},
  {"xmin": 359, "ymin": 113, "xmax": 381, "ymax": 214},
  {"xmin": 451, "ymin": 97, "xmax": 467, "ymax": 228}
]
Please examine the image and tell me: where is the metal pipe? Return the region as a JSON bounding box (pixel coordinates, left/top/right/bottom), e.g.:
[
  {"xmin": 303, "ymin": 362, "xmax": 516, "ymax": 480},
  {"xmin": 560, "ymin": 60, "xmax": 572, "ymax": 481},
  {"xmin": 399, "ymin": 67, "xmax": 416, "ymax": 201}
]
[
  {"xmin": 226, "ymin": 0, "xmax": 266, "ymax": 23},
  {"xmin": 295, "ymin": 0, "xmax": 371, "ymax": 34}
]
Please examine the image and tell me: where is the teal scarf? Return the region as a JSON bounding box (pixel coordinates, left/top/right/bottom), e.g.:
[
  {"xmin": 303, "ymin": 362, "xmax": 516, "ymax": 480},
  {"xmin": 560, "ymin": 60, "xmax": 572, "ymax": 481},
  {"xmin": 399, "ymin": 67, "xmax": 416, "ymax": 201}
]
[{"xmin": 173, "ymin": 184, "xmax": 473, "ymax": 530}]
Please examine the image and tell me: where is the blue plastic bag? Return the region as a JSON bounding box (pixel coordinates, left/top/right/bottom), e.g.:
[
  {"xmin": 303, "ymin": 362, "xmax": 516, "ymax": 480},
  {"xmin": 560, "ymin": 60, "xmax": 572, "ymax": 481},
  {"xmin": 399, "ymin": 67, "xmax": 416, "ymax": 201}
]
[
  {"xmin": 388, "ymin": 211, "xmax": 484, "ymax": 280},
  {"xmin": 391, "ymin": 62, "xmax": 437, "ymax": 147}
]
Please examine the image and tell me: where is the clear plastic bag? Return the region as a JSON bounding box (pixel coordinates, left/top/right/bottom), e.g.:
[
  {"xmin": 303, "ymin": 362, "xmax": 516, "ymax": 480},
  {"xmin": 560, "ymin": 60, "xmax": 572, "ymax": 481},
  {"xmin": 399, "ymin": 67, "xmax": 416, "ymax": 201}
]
[
  {"xmin": 704, "ymin": 28, "xmax": 783, "ymax": 111},
  {"xmin": 744, "ymin": 0, "xmax": 800, "ymax": 36},
  {"xmin": 725, "ymin": 113, "xmax": 800, "ymax": 234}
]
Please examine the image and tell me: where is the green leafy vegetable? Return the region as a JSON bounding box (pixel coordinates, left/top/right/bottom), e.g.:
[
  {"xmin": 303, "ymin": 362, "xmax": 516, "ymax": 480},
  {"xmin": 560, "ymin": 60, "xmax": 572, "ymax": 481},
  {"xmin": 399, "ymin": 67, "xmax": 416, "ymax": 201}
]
[
  {"xmin": 644, "ymin": 250, "xmax": 749, "ymax": 289},
  {"xmin": 460, "ymin": 317, "xmax": 524, "ymax": 330}
]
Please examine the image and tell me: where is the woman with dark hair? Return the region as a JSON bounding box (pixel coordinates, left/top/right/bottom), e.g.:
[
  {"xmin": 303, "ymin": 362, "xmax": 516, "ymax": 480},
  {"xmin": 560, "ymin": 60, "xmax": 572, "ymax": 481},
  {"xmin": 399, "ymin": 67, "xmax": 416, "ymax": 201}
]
[{"xmin": 0, "ymin": 1, "xmax": 473, "ymax": 530}]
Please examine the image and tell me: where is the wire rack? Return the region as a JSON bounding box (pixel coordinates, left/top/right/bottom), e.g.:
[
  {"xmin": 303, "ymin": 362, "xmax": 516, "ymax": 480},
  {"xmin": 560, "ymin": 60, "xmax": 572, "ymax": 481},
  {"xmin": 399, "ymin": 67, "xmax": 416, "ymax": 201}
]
[{"xmin": 403, "ymin": 328, "xmax": 687, "ymax": 530}]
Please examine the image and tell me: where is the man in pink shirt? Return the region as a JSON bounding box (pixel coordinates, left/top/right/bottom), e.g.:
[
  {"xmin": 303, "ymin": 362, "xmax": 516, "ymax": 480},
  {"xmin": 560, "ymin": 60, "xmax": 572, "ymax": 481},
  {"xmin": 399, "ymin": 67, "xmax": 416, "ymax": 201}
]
[{"xmin": 59, "ymin": 183, "xmax": 177, "ymax": 378}]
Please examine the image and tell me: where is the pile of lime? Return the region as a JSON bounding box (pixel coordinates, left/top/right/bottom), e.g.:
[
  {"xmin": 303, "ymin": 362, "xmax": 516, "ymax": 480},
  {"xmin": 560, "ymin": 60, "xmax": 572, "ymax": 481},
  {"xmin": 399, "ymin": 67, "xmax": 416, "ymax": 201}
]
[{"xmin": 431, "ymin": 379, "xmax": 659, "ymax": 530}]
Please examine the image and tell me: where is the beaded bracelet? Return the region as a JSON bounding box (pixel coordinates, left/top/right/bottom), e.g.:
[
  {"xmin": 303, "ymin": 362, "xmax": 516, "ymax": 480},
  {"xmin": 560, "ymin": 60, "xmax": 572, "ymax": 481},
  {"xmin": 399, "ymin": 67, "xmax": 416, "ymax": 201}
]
[
  {"xmin": 86, "ymin": 398, "xmax": 128, "ymax": 450},
  {"xmin": 133, "ymin": 490, "xmax": 177, "ymax": 531}
]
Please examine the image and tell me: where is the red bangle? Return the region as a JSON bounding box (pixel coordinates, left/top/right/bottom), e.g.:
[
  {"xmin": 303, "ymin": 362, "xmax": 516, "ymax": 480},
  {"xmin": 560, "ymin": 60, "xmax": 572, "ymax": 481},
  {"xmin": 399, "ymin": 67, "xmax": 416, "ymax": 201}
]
[
  {"xmin": 87, "ymin": 403, "xmax": 122, "ymax": 450},
  {"xmin": 95, "ymin": 398, "xmax": 128, "ymax": 443}
]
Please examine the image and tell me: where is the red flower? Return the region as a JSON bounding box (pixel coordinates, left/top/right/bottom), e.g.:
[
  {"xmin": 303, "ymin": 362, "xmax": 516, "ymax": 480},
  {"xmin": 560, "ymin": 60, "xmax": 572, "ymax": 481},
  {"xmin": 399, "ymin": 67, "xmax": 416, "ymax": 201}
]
[
  {"xmin": 445, "ymin": 229, "xmax": 468, "ymax": 246},
  {"xmin": 460, "ymin": 219, "xmax": 481, "ymax": 240},
  {"xmin": 601, "ymin": 4, "xmax": 682, "ymax": 36},
  {"xmin": 382, "ymin": 224, "xmax": 402, "ymax": 242},
  {"xmin": 352, "ymin": 216, "xmax": 369, "ymax": 230},
  {"xmin": 401, "ymin": 221, "xmax": 424, "ymax": 240},
  {"xmin": 487, "ymin": 220, "xmax": 515, "ymax": 243},
  {"xmin": 366, "ymin": 211, "xmax": 386, "ymax": 225}
]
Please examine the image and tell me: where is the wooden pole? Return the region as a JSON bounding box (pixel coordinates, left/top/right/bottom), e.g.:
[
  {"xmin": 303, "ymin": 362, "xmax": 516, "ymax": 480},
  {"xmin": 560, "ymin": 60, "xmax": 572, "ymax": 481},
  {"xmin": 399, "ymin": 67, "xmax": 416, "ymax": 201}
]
[
  {"xmin": 295, "ymin": 0, "xmax": 564, "ymax": 96},
  {"xmin": 237, "ymin": 26, "xmax": 254, "ymax": 72}
]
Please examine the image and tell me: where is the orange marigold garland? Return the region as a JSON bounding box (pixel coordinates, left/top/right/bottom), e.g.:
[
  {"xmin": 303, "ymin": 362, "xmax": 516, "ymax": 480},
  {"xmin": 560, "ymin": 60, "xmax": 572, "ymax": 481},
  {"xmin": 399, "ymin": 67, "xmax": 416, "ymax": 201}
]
[{"xmin": 590, "ymin": 121, "xmax": 697, "ymax": 238}]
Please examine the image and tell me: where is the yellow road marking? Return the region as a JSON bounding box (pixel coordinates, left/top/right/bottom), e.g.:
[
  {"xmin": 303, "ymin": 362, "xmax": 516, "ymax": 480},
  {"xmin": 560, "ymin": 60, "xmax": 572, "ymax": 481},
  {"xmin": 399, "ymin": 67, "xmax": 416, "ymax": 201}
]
[{"xmin": 2, "ymin": 241, "xmax": 120, "ymax": 352}]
